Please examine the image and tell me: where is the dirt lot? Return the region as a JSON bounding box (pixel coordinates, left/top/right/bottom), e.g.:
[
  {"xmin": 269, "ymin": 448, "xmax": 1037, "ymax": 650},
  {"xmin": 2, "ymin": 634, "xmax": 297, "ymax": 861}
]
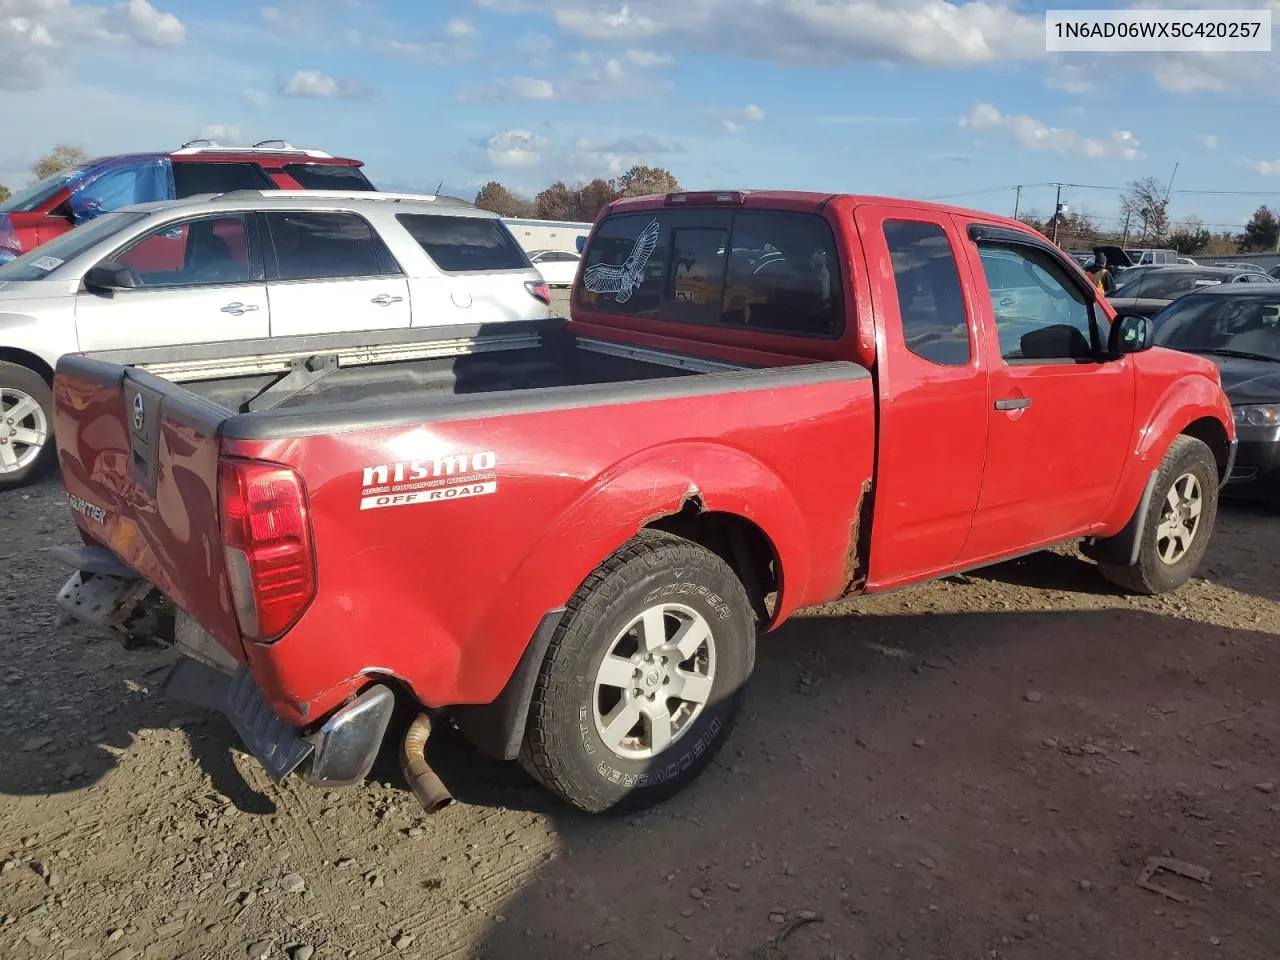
[{"xmin": 2, "ymin": 462, "xmax": 1278, "ymax": 960}]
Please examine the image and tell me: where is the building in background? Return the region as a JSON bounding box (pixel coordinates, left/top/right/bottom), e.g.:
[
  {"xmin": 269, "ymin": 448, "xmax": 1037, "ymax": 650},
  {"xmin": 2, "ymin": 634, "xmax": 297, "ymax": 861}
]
[{"xmin": 502, "ymin": 218, "xmax": 593, "ymax": 257}]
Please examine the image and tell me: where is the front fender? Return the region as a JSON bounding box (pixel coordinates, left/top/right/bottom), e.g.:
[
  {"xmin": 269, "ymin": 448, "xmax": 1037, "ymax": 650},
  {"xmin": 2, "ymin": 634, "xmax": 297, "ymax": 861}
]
[
  {"xmin": 456, "ymin": 440, "xmax": 812, "ymax": 705},
  {"xmin": 1103, "ymin": 369, "xmax": 1234, "ymax": 533}
]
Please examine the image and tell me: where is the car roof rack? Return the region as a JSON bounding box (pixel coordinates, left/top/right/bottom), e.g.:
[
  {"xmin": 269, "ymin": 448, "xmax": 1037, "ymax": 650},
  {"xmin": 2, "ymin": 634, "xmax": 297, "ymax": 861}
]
[
  {"xmin": 210, "ymin": 189, "xmax": 473, "ymax": 205},
  {"xmin": 175, "ymin": 138, "xmax": 335, "ymax": 159}
]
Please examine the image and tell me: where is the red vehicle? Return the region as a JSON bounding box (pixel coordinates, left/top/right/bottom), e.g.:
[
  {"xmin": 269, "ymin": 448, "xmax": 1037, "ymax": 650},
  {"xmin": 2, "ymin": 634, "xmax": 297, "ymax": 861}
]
[
  {"xmin": 50, "ymin": 190, "xmax": 1236, "ymax": 814},
  {"xmin": 0, "ymin": 140, "xmax": 374, "ymax": 261}
]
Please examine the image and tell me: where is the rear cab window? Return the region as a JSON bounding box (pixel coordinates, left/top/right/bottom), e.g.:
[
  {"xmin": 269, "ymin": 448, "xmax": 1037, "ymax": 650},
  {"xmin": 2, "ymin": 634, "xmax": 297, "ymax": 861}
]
[
  {"xmin": 575, "ymin": 207, "xmax": 844, "ymax": 338},
  {"xmin": 396, "ymin": 214, "xmax": 531, "ymax": 273}
]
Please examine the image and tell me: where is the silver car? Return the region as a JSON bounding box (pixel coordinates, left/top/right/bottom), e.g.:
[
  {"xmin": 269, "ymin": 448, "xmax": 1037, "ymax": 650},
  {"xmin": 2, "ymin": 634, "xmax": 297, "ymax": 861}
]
[{"xmin": 0, "ymin": 189, "xmax": 552, "ymax": 486}]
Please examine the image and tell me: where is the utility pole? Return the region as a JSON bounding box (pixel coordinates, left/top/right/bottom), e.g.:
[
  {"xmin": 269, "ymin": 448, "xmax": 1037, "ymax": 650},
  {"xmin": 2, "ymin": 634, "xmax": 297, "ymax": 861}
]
[
  {"xmin": 1051, "ymin": 183, "xmax": 1063, "ymax": 245},
  {"xmin": 1012, "ymin": 185, "xmax": 1022, "ymax": 219},
  {"xmin": 1121, "ymin": 211, "xmax": 1132, "ymax": 249}
]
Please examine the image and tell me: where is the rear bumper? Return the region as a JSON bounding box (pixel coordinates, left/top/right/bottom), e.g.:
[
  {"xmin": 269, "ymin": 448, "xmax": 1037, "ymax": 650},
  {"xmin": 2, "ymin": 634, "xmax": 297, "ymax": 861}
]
[{"xmin": 54, "ymin": 548, "xmax": 395, "ymax": 788}]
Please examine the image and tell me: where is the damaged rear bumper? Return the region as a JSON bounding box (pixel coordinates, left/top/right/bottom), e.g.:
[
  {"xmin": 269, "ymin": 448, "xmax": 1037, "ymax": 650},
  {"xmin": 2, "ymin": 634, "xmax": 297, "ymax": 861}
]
[{"xmin": 54, "ymin": 545, "xmax": 395, "ymax": 788}]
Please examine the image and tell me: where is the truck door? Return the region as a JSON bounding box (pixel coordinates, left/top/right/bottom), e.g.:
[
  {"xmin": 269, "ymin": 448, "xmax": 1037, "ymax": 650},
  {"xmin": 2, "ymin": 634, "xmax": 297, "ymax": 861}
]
[
  {"xmin": 955, "ymin": 222, "xmax": 1135, "ymax": 561},
  {"xmin": 852, "ymin": 205, "xmax": 990, "ymax": 585}
]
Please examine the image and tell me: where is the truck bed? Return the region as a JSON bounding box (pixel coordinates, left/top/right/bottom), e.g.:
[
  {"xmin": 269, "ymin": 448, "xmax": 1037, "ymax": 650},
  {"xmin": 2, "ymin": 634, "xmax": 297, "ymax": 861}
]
[{"xmin": 83, "ymin": 318, "xmax": 747, "ymax": 425}]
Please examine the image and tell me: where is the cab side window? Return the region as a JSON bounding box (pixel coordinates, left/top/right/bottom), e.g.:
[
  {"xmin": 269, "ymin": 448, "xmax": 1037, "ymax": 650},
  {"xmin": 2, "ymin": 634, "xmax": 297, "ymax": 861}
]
[
  {"xmin": 976, "ymin": 242, "xmax": 1096, "ymax": 362},
  {"xmin": 882, "ymin": 220, "xmax": 971, "ymax": 366},
  {"xmin": 114, "ymin": 215, "xmax": 256, "ymax": 288}
]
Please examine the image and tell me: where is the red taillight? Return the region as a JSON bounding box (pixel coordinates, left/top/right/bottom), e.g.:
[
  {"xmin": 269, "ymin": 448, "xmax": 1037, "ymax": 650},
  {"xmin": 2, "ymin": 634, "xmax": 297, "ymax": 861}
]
[
  {"xmin": 525, "ymin": 280, "xmax": 551, "ymax": 304},
  {"xmin": 218, "ymin": 458, "xmax": 316, "ymax": 643}
]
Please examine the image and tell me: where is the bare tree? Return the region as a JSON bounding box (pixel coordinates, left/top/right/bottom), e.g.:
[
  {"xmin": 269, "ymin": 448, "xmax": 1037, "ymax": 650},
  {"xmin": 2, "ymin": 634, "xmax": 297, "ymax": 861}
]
[
  {"xmin": 31, "ymin": 145, "xmax": 90, "ymax": 182},
  {"xmin": 1119, "ymin": 176, "xmax": 1169, "ymax": 243}
]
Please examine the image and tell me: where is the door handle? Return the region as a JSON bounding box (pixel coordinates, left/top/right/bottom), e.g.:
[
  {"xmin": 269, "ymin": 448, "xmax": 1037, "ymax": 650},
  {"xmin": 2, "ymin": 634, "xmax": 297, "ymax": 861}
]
[
  {"xmin": 220, "ymin": 302, "xmax": 260, "ymax": 316},
  {"xmin": 370, "ymin": 294, "xmax": 404, "ymax": 306},
  {"xmin": 994, "ymin": 397, "xmax": 1032, "ymax": 411}
]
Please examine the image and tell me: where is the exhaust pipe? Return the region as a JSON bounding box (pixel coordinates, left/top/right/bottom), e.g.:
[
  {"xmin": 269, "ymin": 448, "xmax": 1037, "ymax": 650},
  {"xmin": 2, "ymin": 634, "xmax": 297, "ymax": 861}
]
[{"xmin": 400, "ymin": 713, "xmax": 454, "ymax": 814}]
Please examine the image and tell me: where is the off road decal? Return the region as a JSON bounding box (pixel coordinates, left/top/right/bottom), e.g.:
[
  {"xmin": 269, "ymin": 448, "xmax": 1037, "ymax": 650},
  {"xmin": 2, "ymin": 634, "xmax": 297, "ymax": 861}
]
[{"xmin": 359, "ymin": 451, "xmax": 498, "ymax": 511}]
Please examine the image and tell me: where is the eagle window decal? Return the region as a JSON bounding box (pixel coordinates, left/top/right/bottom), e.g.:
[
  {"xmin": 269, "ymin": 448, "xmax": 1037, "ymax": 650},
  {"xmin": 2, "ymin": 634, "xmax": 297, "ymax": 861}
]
[{"xmin": 581, "ymin": 217, "xmax": 660, "ymax": 304}]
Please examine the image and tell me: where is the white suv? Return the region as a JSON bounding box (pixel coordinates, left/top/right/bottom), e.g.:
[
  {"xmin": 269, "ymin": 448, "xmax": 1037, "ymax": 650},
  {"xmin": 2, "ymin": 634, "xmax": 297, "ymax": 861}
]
[{"xmin": 0, "ymin": 190, "xmax": 552, "ymax": 486}]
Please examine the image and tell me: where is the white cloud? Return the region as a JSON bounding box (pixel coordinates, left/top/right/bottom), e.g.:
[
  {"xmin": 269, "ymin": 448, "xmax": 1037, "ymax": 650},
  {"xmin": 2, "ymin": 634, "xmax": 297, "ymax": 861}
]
[
  {"xmin": 624, "ymin": 48, "xmax": 674, "ymax": 67},
  {"xmin": 500, "ymin": 0, "xmax": 1044, "ymax": 68},
  {"xmin": 708, "ymin": 103, "xmax": 766, "ymax": 133},
  {"xmin": 960, "ymin": 102, "xmax": 1139, "ymax": 161},
  {"xmin": 120, "ymin": 0, "xmax": 183, "ymax": 45},
  {"xmin": 514, "ymin": 30, "xmax": 555, "ymax": 63},
  {"xmin": 1246, "ymin": 159, "xmax": 1280, "ymax": 176},
  {"xmin": 0, "ymin": 0, "xmax": 186, "ymax": 90},
  {"xmin": 1198, "ymin": 133, "xmax": 1219, "ymax": 150},
  {"xmin": 244, "ymin": 87, "xmax": 270, "ymax": 106},
  {"xmin": 281, "ymin": 68, "xmax": 372, "ymax": 99},
  {"xmin": 199, "ymin": 124, "xmax": 242, "ymax": 143},
  {"xmin": 445, "ymin": 17, "xmax": 475, "ymax": 38},
  {"xmin": 461, "ymin": 76, "xmax": 558, "ymax": 101},
  {"xmin": 569, "ymin": 133, "xmax": 686, "ymax": 175},
  {"xmin": 486, "ymin": 130, "xmax": 547, "ymax": 169}
]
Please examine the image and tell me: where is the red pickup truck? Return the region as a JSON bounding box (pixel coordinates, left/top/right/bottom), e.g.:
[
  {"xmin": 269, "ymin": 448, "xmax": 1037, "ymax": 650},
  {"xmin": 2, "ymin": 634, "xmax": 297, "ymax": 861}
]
[{"xmin": 51, "ymin": 190, "xmax": 1236, "ymax": 814}]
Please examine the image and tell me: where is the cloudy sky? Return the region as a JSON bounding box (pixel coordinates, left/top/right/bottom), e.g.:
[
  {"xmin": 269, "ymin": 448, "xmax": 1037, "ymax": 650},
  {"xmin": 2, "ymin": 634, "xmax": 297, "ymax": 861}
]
[{"xmin": 1, "ymin": 0, "xmax": 1277, "ymax": 231}]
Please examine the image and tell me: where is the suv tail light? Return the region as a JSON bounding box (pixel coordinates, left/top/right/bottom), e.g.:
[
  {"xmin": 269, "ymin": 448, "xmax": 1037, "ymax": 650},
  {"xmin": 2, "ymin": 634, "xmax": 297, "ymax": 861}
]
[
  {"xmin": 525, "ymin": 280, "xmax": 551, "ymax": 304},
  {"xmin": 218, "ymin": 458, "xmax": 316, "ymax": 643}
]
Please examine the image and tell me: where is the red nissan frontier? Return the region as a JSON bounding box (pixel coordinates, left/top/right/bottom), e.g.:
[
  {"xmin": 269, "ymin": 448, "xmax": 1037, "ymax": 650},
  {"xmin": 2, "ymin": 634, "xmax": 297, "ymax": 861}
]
[{"xmin": 51, "ymin": 190, "xmax": 1236, "ymax": 814}]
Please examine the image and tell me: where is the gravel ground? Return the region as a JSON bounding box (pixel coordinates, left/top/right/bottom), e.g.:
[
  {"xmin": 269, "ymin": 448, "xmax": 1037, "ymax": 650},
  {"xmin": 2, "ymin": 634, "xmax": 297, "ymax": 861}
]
[{"xmin": 2, "ymin": 455, "xmax": 1278, "ymax": 960}]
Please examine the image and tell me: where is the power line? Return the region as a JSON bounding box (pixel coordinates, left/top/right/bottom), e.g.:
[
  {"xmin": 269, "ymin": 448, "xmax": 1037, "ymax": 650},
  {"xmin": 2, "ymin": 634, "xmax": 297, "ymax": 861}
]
[{"xmin": 931, "ymin": 181, "xmax": 1280, "ymax": 200}]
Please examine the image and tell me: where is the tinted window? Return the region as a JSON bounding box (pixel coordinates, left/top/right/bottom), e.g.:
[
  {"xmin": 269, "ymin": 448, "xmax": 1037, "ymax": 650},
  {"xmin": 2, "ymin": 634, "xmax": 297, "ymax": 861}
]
[
  {"xmin": 668, "ymin": 227, "xmax": 728, "ymax": 324},
  {"xmin": 172, "ymin": 162, "xmax": 276, "ymax": 197},
  {"xmin": 115, "ymin": 215, "xmax": 256, "ymax": 287},
  {"xmin": 1153, "ymin": 294, "xmax": 1280, "ymax": 362},
  {"xmin": 397, "ymin": 214, "xmax": 531, "ymax": 272},
  {"xmin": 721, "ymin": 213, "xmax": 843, "ymax": 337},
  {"xmin": 266, "ymin": 211, "xmax": 399, "ymax": 280},
  {"xmin": 0, "ymin": 165, "xmax": 90, "ymax": 213},
  {"xmin": 577, "ymin": 213, "xmax": 668, "ymax": 318},
  {"xmin": 578, "ymin": 210, "xmax": 845, "ymax": 337},
  {"xmin": 883, "ymin": 220, "xmax": 970, "ymax": 365},
  {"xmin": 976, "ymin": 242, "xmax": 1095, "ymax": 361},
  {"xmin": 282, "ymin": 163, "xmax": 376, "ymax": 191},
  {"xmin": 0, "ymin": 212, "xmax": 148, "ymax": 280}
]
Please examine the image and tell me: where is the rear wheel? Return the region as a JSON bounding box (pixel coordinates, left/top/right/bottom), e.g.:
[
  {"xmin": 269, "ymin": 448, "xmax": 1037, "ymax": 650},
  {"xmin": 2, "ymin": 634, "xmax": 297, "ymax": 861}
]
[
  {"xmin": 0, "ymin": 362, "xmax": 54, "ymax": 489},
  {"xmin": 519, "ymin": 531, "xmax": 756, "ymax": 814},
  {"xmin": 1098, "ymin": 435, "xmax": 1219, "ymax": 595}
]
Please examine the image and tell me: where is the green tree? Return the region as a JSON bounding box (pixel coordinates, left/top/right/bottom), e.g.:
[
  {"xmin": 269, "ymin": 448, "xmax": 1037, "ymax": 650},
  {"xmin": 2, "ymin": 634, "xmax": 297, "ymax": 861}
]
[
  {"xmin": 0, "ymin": 182, "xmax": 10, "ymax": 205},
  {"xmin": 1168, "ymin": 216, "xmax": 1211, "ymax": 255},
  {"xmin": 1237, "ymin": 205, "xmax": 1279, "ymax": 252},
  {"xmin": 32, "ymin": 144, "xmax": 89, "ymax": 181},
  {"xmin": 612, "ymin": 165, "xmax": 680, "ymax": 198}
]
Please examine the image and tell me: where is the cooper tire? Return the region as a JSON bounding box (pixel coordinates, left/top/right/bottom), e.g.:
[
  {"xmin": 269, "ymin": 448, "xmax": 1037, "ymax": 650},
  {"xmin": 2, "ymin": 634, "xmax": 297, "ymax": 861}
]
[
  {"xmin": 1098, "ymin": 435, "xmax": 1219, "ymax": 595},
  {"xmin": 519, "ymin": 530, "xmax": 756, "ymax": 814},
  {"xmin": 0, "ymin": 362, "xmax": 55, "ymax": 490}
]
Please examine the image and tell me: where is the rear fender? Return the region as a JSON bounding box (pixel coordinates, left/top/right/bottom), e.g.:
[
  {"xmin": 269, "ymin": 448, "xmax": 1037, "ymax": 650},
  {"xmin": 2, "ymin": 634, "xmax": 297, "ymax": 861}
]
[{"xmin": 458, "ymin": 441, "xmax": 811, "ymax": 707}]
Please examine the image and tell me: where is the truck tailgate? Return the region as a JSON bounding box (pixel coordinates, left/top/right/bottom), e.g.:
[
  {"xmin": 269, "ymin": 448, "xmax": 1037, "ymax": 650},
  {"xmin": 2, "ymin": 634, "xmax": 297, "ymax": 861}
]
[{"xmin": 53, "ymin": 355, "xmax": 244, "ymax": 660}]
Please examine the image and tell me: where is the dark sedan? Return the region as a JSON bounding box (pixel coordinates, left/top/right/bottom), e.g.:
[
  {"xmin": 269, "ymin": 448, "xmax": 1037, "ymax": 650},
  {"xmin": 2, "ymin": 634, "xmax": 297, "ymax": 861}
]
[
  {"xmin": 1150, "ymin": 285, "xmax": 1280, "ymax": 509},
  {"xmin": 1110, "ymin": 265, "xmax": 1273, "ymax": 318}
]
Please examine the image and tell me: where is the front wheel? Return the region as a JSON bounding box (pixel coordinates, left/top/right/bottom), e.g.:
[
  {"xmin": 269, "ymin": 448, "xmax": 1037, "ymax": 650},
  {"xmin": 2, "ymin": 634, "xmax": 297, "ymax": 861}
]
[
  {"xmin": 0, "ymin": 362, "xmax": 55, "ymax": 490},
  {"xmin": 1098, "ymin": 435, "xmax": 1219, "ymax": 595},
  {"xmin": 519, "ymin": 531, "xmax": 756, "ymax": 814}
]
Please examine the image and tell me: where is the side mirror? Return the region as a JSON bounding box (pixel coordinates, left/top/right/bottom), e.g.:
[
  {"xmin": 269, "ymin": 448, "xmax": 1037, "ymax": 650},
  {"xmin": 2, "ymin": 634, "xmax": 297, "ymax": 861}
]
[
  {"xmin": 1108, "ymin": 312, "xmax": 1153, "ymax": 356},
  {"xmin": 84, "ymin": 261, "xmax": 136, "ymax": 291}
]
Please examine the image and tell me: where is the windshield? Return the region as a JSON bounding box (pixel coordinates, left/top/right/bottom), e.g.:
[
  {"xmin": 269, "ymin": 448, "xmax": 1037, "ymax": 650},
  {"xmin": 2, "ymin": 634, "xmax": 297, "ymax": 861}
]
[
  {"xmin": 0, "ymin": 166, "xmax": 90, "ymax": 213},
  {"xmin": 1153, "ymin": 294, "xmax": 1280, "ymax": 362},
  {"xmin": 0, "ymin": 211, "xmax": 148, "ymax": 281}
]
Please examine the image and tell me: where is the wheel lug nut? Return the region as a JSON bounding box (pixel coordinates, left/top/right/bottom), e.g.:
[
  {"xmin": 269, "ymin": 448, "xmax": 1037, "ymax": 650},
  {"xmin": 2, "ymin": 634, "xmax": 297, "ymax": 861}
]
[
  {"xmin": 662, "ymin": 676, "xmax": 670, "ymax": 685},
  {"xmin": 647, "ymin": 693, "xmax": 655, "ymax": 701}
]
